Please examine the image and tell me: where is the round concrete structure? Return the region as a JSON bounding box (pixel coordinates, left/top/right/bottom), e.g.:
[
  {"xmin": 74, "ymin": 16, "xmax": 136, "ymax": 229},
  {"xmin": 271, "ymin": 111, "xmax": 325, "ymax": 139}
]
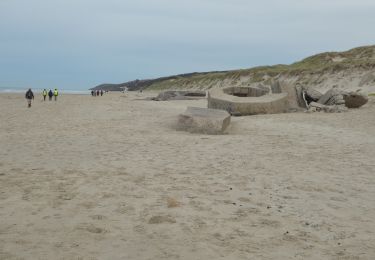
[{"xmin": 208, "ymin": 87, "xmax": 289, "ymax": 116}]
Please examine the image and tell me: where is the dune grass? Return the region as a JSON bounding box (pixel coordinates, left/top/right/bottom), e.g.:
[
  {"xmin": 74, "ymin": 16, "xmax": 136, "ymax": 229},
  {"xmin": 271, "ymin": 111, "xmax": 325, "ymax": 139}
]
[{"xmin": 145, "ymin": 45, "xmax": 375, "ymax": 90}]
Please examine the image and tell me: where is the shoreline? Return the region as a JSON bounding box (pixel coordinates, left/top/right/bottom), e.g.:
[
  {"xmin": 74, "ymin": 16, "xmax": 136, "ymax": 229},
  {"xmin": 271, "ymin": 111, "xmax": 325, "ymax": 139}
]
[{"xmin": 0, "ymin": 89, "xmax": 91, "ymax": 95}]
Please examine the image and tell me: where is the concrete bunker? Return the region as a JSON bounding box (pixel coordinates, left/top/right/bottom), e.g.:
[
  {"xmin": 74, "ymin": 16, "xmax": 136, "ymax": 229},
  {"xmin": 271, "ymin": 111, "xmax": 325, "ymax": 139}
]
[
  {"xmin": 208, "ymin": 86, "xmax": 289, "ymax": 116},
  {"xmin": 223, "ymin": 86, "xmax": 269, "ymax": 97}
]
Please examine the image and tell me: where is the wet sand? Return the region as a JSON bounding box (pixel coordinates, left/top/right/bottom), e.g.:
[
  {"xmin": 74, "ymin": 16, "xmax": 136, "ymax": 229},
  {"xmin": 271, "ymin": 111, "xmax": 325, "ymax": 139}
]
[{"xmin": 0, "ymin": 92, "xmax": 375, "ymax": 259}]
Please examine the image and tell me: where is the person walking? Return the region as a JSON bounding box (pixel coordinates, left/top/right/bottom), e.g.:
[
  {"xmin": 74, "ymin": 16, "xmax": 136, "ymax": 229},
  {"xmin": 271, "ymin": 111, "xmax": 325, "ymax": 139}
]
[
  {"xmin": 48, "ymin": 89, "xmax": 53, "ymax": 101},
  {"xmin": 25, "ymin": 88, "xmax": 34, "ymax": 108},
  {"xmin": 100, "ymin": 90, "xmax": 103, "ymax": 96},
  {"xmin": 54, "ymin": 88, "xmax": 59, "ymax": 101},
  {"xmin": 96, "ymin": 90, "xmax": 99, "ymax": 96},
  {"xmin": 42, "ymin": 89, "xmax": 47, "ymax": 101}
]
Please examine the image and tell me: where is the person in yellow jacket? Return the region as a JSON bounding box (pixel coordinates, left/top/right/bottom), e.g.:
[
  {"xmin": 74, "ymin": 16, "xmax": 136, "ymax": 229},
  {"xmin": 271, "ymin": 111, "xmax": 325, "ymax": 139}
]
[
  {"xmin": 42, "ymin": 89, "xmax": 47, "ymax": 101},
  {"xmin": 53, "ymin": 88, "xmax": 58, "ymax": 101}
]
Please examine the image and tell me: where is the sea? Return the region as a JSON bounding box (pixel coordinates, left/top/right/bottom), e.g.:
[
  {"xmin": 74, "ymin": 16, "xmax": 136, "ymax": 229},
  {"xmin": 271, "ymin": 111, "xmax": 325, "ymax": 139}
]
[{"xmin": 0, "ymin": 86, "xmax": 90, "ymax": 95}]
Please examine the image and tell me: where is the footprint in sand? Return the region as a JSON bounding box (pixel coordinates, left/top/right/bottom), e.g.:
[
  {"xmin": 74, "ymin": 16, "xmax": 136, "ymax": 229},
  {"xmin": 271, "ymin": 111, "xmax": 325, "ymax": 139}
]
[
  {"xmin": 148, "ymin": 215, "xmax": 176, "ymax": 224},
  {"xmin": 259, "ymin": 218, "xmax": 281, "ymax": 228},
  {"xmin": 133, "ymin": 225, "xmax": 146, "ymax": 234},
  {"xmin": 77, "ymin": 223, "xmax": 107, "ymax": 234},
  {"xmin": 90, "ymin": 214, "xmax": 107, "ymax": 220},
  {"xmin": 115, "ymin": 204, "xmax": 135, "ymax": 214}
]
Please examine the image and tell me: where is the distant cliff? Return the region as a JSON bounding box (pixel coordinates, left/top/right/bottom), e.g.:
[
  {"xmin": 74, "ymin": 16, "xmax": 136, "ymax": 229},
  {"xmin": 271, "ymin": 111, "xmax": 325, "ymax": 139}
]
[
  {"xmin": 90, "ymin": 72, "xmax": 228, "ymax": 91},
  {"xmin": 91, "ymin": 45, "xmax": 375, "ymax": 93}
]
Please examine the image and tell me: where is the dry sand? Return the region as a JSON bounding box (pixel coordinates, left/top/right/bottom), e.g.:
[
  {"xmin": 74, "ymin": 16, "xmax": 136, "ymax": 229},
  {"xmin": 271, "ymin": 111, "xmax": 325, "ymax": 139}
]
[{"xmin": 0, "ymin": 92, "xmax": 375, "ymax": 260}]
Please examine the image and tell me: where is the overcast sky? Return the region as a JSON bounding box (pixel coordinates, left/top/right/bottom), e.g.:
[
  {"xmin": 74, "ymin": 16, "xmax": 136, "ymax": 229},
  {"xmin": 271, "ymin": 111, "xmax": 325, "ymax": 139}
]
[{"xmin": 1, "ymin": 0, "xmax": 375, "ymax": 89}]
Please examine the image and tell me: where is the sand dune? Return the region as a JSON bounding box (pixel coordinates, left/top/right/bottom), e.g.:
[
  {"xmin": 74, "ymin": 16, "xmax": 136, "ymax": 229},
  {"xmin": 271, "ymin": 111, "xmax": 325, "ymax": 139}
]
[{"xmin": 0, "ymin": 92, "xmax": 375, "ymax": 259}]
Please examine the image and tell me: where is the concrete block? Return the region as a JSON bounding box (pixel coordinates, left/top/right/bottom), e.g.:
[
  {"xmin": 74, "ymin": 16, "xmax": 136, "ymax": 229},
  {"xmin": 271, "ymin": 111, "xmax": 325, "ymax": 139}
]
[{"xmin": 177, "ymin": 107, "xmax": 231, "ymax": 134}]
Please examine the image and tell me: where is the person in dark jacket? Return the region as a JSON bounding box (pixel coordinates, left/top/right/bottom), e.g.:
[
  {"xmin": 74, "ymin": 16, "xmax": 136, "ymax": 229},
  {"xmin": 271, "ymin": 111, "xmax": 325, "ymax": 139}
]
[
  {"xmin": 48, "ymin": 89, "xmax": 53, "ymax": 101},
  {"xmin": 25, "ymin": 89, "xmax": 34, "ymax": 107}
]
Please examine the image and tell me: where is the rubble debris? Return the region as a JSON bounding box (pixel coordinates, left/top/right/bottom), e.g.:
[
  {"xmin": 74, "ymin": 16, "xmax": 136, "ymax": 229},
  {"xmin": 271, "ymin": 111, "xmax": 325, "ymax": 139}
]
[
  {"xmin": 298, "ymin": 85, "xmax": 368, "ymax": 113},
  {"xmin": 317, "ymin": 87, "xmax": 346, "ymax": 106},
  {"xmin": 308, "ymin": 102, "xmax": 348, "ymax": 113}
]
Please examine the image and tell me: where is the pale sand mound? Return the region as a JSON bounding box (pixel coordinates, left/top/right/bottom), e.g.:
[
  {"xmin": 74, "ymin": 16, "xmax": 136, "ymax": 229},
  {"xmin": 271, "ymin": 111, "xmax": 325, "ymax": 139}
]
[{"xmin": 0, "ymin": 92, "xmax": 375, "ymax": 259}]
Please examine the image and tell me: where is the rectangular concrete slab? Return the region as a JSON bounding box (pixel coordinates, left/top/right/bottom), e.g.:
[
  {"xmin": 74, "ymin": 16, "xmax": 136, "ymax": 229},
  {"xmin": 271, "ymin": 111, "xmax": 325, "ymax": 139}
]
[{"xmin": 177, "ymin": 107, "xmax": 231, "ymax": 134}]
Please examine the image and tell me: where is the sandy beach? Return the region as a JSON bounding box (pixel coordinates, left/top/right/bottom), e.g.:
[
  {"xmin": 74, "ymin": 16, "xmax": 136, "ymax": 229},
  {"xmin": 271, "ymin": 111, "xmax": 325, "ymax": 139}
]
[{"xmin": 0, "ymin": 92, "xmax": 375, "ymax": 259}]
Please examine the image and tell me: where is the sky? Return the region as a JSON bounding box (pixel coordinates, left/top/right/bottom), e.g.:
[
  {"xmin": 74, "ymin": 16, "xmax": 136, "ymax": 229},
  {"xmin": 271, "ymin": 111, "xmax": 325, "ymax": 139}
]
[{"xmin": 1, "ymin": 0, "xmax": 375, "ymax": 90}]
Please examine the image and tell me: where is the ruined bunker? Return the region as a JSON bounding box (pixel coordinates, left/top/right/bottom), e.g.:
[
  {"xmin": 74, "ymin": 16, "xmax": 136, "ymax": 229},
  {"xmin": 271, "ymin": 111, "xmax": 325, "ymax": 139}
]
[{"xmin": 208, "ymin": 86, "xmax": 289, "ymax": 116}]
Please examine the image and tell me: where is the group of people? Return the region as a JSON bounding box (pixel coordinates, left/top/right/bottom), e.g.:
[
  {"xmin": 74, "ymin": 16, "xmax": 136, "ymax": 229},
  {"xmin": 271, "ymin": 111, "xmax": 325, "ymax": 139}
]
[
  {"xmin": 91, "ymin": 90, "xmax": 104, "ymax": 97},
  {"xmin": 25, "ymin": 88, "xmax": 59, "ymax": 107}
]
